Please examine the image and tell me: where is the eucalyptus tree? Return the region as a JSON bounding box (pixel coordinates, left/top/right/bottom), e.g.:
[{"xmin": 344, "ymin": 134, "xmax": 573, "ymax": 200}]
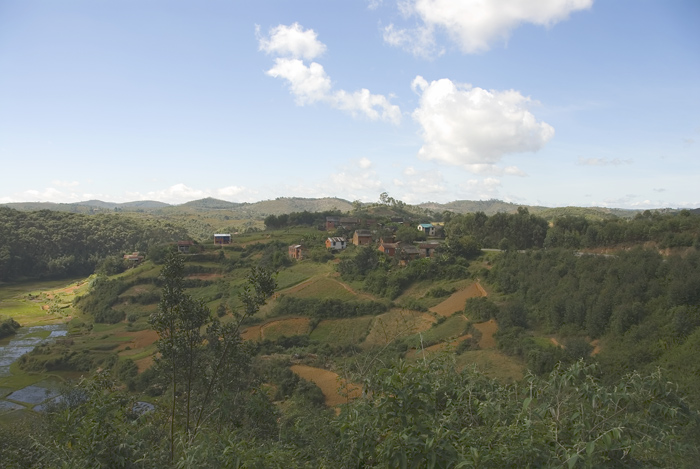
[{"xmin": 149, "ymin": 250, "xmax": 276, "ymax": 460}]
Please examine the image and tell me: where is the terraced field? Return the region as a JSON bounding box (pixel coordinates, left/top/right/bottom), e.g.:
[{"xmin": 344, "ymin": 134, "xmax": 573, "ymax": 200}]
[{"xmin": 430, "ymin": 282, "xmax": 486, "ymax": 317}]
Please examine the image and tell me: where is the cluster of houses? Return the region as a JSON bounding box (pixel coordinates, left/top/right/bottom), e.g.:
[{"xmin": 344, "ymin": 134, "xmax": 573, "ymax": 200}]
[{"xmin": 288, "ymin": 217, "xmax": 441, "ymax": 264}]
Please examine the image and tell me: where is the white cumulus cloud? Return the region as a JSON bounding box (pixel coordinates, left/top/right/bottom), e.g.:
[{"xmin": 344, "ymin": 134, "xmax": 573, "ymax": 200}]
[
  {"xmin": 258, "ymin": 23, "xmax": 327, "ymax": 60},
  {"xmin": 385, "ymin": 0, "xmax": 593, "ymax": 55},
  {"xmin": 411, "ymin": 76, "xmax": 554, "ymax": 170},
  {"xmin": 266, "ymin": 59, "xmax": 332, "ymax": 105},
  {"xmin": 259, "ymin": 24, "xmax": 401, "ymax": 124}
]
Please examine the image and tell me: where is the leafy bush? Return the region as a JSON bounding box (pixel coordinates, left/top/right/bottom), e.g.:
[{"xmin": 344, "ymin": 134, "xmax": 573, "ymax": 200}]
[{"xmin": 272, "ymin": 295, "xmax": 388, "ymax": 319}]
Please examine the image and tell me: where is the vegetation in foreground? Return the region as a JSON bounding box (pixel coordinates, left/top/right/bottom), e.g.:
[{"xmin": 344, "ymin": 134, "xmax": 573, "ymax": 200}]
[{"xmin": 1, "ymin": 198, "xmax": 699, "ymax": 467}]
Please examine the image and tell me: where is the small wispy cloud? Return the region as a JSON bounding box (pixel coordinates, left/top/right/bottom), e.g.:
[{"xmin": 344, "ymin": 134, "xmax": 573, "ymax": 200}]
[{"xmin": 576, "ymin": 157, "xmax": 633, "ymax": 166}]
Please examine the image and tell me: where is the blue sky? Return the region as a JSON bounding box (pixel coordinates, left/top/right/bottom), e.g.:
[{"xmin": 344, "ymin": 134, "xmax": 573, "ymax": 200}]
[{"xmin": 1, "ymin": 0, "xmax": 698, "ymax": 208}]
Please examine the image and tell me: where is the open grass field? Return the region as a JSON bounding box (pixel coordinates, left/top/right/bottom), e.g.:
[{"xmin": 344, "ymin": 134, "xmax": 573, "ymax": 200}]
[
  {"xmin": 290, "ymin": 364, "xmax": 361, "ymax": 407},
  {"xmin": 430, "ymin": 282, "xmax": 486, "ymax": 317},
  {"xmin": 275, "ymin": 262, "xmax": 334, "ymax": 291},
  {"xmin": 285, "ymin": 277, "xmax": 358, "ymax": 301},
  {"xmin": 310, "ymin": 316, "xmax": 374, "ymax": 346},
  {"xmin": 0, "ymin": 277, "xmax": 89, "ymax": 326}
]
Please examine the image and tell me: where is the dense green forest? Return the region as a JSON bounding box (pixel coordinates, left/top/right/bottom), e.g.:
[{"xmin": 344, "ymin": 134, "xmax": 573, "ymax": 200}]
[
  {"xmin": 0, "ymin": 207, "xmax": 188, "ymax": 281},
  {"xmin": 444, "ymin": 207, "xmax": 700, "ymax": 250}
]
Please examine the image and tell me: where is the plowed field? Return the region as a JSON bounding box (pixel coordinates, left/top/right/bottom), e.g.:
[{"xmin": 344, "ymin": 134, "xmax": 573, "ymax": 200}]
[
  {"xmin": 290, "ymin": 364, "xmax": 361, "ymax": 407},
  {"xmin": 362, "ymin": 309, "xmax": 435, "ymax": 348},
  {"xmin": 431, "ymin": 282, "xmax": 486, "ymax": 317}
]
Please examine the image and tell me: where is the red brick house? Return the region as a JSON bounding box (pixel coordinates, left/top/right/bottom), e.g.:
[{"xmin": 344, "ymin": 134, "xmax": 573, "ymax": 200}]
[
  {"xmin": 353, "ymin": 230, "xmax": 372, "ymax": 246},
  {"xmin": 379, "ymin": 242, "xmax": 400, "ymax": 257},
  {"xmin": 289, "ymin": 244, "xmax": 306, "ymax": 260}
]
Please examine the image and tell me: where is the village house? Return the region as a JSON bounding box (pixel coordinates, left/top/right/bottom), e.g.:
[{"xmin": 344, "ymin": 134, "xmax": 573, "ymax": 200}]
[
  {"xmin": 379, "ymin": 241, "xmax": 400, "ymax": 257},
  {"xmin": 177, "ymin": 240, "xmax": 194, "ymax": 253},
  {"xmin": 417, "ymin": 223, "xmax": 436, "ymax": 236},
  {"xmin": 326, "ymin": 216, "xmax": 363, "ymax": 231},
  {"xmin": 214, "ymin": 233, "xmax": 232, "ymax": 245},
  {"xmin": 339, "ymin": 217, "xmax": 360, "ymax": 229},
  {"xmin": 326, "ymin": 237, "xmax": 347, "ymax": 250},
  {"xmin": 352, "ymin": 230, "xmax": 372, "ymax": 246},
  {"xmin": 123, "ymin": 252, "xmax": 144, "ymax": 265},
  {"xmin": 325, "ymin": 216, "xmax": 340, "ymax": 231},
  {"xmin": 288, "ymin": 244, "xmax": 306, "ymax": 260},
  {"xmin": 399, "ymin": 245, "xmax": 421, "ymax": 266},
  {"xmin": 418, "ymin": 242, "xmax": 440, "ymax": 258}
]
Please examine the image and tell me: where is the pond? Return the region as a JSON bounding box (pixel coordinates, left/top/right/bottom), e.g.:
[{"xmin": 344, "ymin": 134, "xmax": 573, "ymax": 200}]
[
  {"xmin": 0, "ymin": 324, "xmax": 67, "ymax": 414},
  {"xmin": 0, "ymin": 324, "xmax": 67, "ymax": 378}
]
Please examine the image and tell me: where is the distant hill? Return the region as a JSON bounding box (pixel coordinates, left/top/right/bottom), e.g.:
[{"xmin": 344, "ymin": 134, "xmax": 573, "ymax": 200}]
[
  {"xmin": 419, "ymin": 199, "xmax": 546, "ymax": 216},
  {"xmin": 173, "ymin": 197, "xmax": 241, "ymax": 210},
  {"xmin": 2, "ymin": 200, "xmax": 171, "ymax": 213},
  {"xmin": 248, "ymin": 197, "xmax": 353, "ymax": 215},
  {"xmin": 419, "ymin": 199, "xmax": 641, "ymax": 220},
  {"xmin": 4, "ymin": 197, "xmax": 686, "ymax": 221}
]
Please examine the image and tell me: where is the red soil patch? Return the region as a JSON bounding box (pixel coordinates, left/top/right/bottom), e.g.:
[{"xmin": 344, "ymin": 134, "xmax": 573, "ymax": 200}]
[
  {"xmin": 134, "ymin": 356, "xmax": 154, "ymax": 373},
  {"xmin": 431, "ymin": 282, "xmax": 486, "ymax": 317},
  {"xmin": 550, "ymin": 337, "xmax": 565, "ymax": 348},
  {"xmin": 290, "ymin": 364, "xmax": 361, "ymax": 407},
  {"xmin": 473, "ymin": 319, "xmax": 498, "ymax": 349}
]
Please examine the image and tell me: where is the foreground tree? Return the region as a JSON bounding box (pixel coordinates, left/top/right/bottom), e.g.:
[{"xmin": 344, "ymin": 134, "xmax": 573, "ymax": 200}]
[{"xmin": 149, "ymin": 250, "xmax": 276, "ymax": 459}]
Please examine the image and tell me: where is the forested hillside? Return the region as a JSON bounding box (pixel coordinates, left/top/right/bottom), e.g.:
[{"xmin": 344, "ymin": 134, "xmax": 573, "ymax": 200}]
[{"xmin": 0, "ymin": 208, "xmax": 188, "ymax": 282}]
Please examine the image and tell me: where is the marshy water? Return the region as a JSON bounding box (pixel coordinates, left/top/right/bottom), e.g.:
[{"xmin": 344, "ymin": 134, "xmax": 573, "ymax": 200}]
[{"xmin": 0, "ymin": 323, "xmax": 67, "ymax": 413}]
